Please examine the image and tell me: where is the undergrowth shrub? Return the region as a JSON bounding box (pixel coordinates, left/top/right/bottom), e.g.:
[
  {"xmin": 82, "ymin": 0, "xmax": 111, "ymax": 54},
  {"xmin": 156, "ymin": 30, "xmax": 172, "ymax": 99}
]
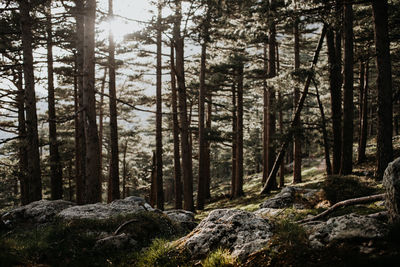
[{"xmin": 202, "ymin": 248, "xmax": 238, "ymax": 267}]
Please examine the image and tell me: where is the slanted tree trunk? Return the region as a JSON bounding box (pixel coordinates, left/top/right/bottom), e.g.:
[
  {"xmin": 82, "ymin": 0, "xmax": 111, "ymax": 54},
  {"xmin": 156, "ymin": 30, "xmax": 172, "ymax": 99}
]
[
  {"xmin": 107, "ymin": 0, "xmax": 120, "ymax": 203},
  {"xmin": 170, "ymin": 43, "xmax": 182, "ymax": 209},
  {"xmin": 358, "ymin": 61, "xmax": 369, "ymax": 163},
  {"xmin": 261, "ymin": 25, "xmax": 327, "ymax": 195},
  {"xmin": 340, "ymin": 1, "xmax": 354, "ymax": 175},
  {"xmin": 372, "ymin": 0, "xmax": 393, "ymax": 179},
  {"xmin": 314, "ymin": 79, "xmax": 332, "ymax": 175},
  {"xmin": 155, "ymin": 0, "xmax": 164, "ymax": 210},
  {"xmin": 19, "ymin": 0, "xmax": 42, "ymax": 203},
  {"xmin": 174, "ymin": 0, "xmax": 194, "ymax": 211},
  {"xmin": 293, "ymin": 3, "xmax": 302, "ymax": 184},
  {"xmin": 234, "ymin": 59, "xmax": 244, "ymax": 198},
  {"xmin": 74, "ymin": 0, "xmax": 86, "ymax": 205},
  {"xmin": 83, "ymin": 0, "xmax": 101, "ymax": 203},
  {"xmin": 46, "ymin": 0, "xmax": 63, "ymax": 200},
  {"xmin": 16, "ymin": 69, "xmax": 29, "ymax": 205}
]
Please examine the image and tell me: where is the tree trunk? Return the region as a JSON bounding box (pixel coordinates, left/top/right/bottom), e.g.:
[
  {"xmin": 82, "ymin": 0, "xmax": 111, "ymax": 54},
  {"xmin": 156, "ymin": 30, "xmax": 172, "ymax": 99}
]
[
  {"xmin": 261, "ymin": 25, "xmax": 327, "ymax": 195},
  {"xmin": 19, "ymin": 1, "xmax": 42, "ymax": 203},
  {"xmin": 122, "ymin": 140, "xmax": 128, "ymax": 198},
  {"xmin": 46, "ymin": 0, "xmax": 63, "ymax": 200},
  {"xmin": 234, "ymin": 59, "xmax": 244, "ymax": 198},
  {"xmin": 170, "ymin": 43, "xmax": 182, "ymax": 209},
  {"xmin": 372, "ymin": 0, "xmax": 393, "ymax": 179},
  {"xmin": 107, "ymin": 0, "xmax": 120, "ymax": 203},
  {"xmin": 99, "ymin": 68, "xmax": 106, "ymax": 191},
  {"xmin": 83, "ymin": 0, "xmax": 102, "ymax": 203},
  {"xmin": 231, "ymin": 82, "xmax": 237, "ymax": 197},
  {"xmin": 150, "ymin": 151, "xmax": 157, "ymax": 207},
  {"xmin": 314, "ymin": 79, "xmax": 332, "ymax": 175},
  {"xmin": 205, "ymin": 90, "xmax": 212, "ymax": 199},
  {"xmin": 74, "ymin": 0, "xmax": 86, "ymax": 205},
  {"xmin": 155, "ymin": 1, "xmax": 164, "ymax": 210},
  {"xmin": 16, "ymin": 69, "xmax": 29, "ymax": 205},
  {"xmin": 262, "ymin": 43, "xmax": 268, "ymax": 185},
  {"xmin": 358, "ymin": 61, "xmax": 369, "ymax": 163},
  {"xmin": 340, "ymin": 1, "xmax": 354, "ymax": 175},
  {"xmin": 174, "ymin": 0, "xmax": 194, "ymax": 211},
  {"xmin": 293, "ymin": 5, "xmax": 302, "ymax": 184}
]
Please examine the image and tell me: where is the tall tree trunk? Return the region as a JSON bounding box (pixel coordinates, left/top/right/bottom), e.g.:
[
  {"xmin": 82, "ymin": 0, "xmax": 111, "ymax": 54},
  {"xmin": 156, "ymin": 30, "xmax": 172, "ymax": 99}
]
[
  {"xmin": 99, "ymin": 68, "xmax": 106, "ymax": 190},
  {"xmin": 231, "ymin": 82, "xmax": 237, "ymax": 197},
  {"xmin": 174, "ymin": 0, "xmax": 194, "ymax": 211},
  {"xmin": 276, "ymin": 43, "xmax": 285, "ymax": 187},
  {"xmin": 170, "ymin": 43, "xmax": 182, "ymax": 209},
  {"xmin": 19, "ymin": 1, "xmax": 42, "ymax": 203},
  {"xmin": 46, "ymin": 0, "xmax": 63, "ymax": 200},
  {"xmin": 261, "ymin": 25, "xmax": 327, "ymax": 195},
  {"xmin": 205, "ymin": 91, "xmax": 212, "ymax": 199},
  {"xmin": 372, "ymin": 0, "xmax": 393, "ymax": 179},
  {"xmin": 83, "ymin": 0, "xmax": 101, "ymax": 203},
  {"xmin": 16, "ymin": 69, "xmax": 29, "ymax": 205},
  {"xmin": 150, "ymin": 151, "xmax": 157, "ymax": 207},
  {"xmin": 314, "ymin": 79, "xmax": 332, "ymax": 175},
  {"xmin": 234, "ymin": 59, "xmax": 244, "ymax": 198},
  {"xmin": 197, "ymin": 42, "xmax": 207, "ymax": 209},
  {"xmin": 340, "ymin": 1, "xmax": 354, "ymax": 175},
  {"xmin": 155, "ymin": 1, "xmax": 164, "ymax": 210},
  {"xmin": 107, "ymin": 0, "xmax": 120, "ymax": 203},
  {"xmin": 293, "ymin": 1, "xmax": 302, "ymax": 184},
  {"xmin": 357, "ymin": 61, "xmax": 369, "ymax": 163},
  {"xmin": 262, "ymin": 43, "xmax": 268, "ymax": 185},
  {"xmin": 122, "ymin": 140, "xmax": 128, "ymax": 198},
  {"xmin": 74, "ymin": 0, "xmax": 86, "ymax": 205},
  {"xmin": 267, "ymin": 11, "xmax": 277, "ymax": 189},
  {"xmin": 357, "ymin": 61, "xmax": 365, "ymax": 150}
]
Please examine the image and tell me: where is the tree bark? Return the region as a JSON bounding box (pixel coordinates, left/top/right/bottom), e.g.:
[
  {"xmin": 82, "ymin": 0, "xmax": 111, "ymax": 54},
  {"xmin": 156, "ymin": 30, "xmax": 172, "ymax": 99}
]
[
  {"xmin": 174, "ymin": 0, "xmax": 194, "ymax": 211},
  {"xmin": 372, "ymin": 0, "xmax": 393, "ymax": 179},
  {"xmin": 340, "ymin": 1, "xmax": 354, "ymax": 175},
  {"xmin": 261, "ymin": 25, "xmax": 327, "ymax": 195},
  {"xmin": 83, "ymin": 0, "xmax": 102, "ymax": 203},
  {"xmin": 231, "ymin": 82, "xmax": 237, "ymax": 197},
  {"xmin": 99, "ymin": 68, "xmax": 106, "ymax": 193},
  {"xmin": 170, "ymin": 43, "xmax": 182, "ymax": 209},
  {"xmin": 155, "ymin": 1, "xmax": 164, "ymax": 210},
  {"xmin": 205, "ymin": 91, "xmax": 212, "ymax": 199},
  {"xmin": 293, "ymin": 4, "xmax": 302, "ymax": 184},
  {"xmin": 107, "ymin": 0, "xmax": 120, "ymax": 203},
  {"xmin": 122, "ymin": 140, "xmax": 128, "ymax": 198},
  {"xmin": 234, "ymin": 59, "xmax": 244, "ymax": 198},
  {"xmin": 358, "ymin": 61, "xmax": 369, "ymax": 163},
  {"xmin": 262, "ymin": 43, "xmax": 268, "ymax": 185},
  {"xmin": 46, "ymin": 0, "xmax": 63, "ymax": 200},
  {"xmin": 19, "ymin": 1, "xmax": 42, "ymax": 203},
  {"xmin": 74, "ymin": 0, "xmax": 86, "ymax": 205}
]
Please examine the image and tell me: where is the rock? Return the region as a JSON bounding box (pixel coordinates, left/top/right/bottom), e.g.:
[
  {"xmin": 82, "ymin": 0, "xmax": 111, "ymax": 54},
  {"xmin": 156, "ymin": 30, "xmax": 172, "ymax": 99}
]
[
  {"xmin": 94, "ymin": 233, "xmax": 137, "ymax": 250},
  {"xmin": 176, "ymin": 209, "xmax": 273, "ymax": 261},
  {"xmin": 259, "ymin": 186, "xmax": 321, "ymax": 209},
  {"xmin": 383, "ymin": 157, "xmax": 400, "ymax": 223},
  {"xmin": 307, "ymin": 213, "xmax": 388, "ymax": 249},
  {"xmin": 254, "ymin": 208, "xmax": 285, "ymax": 218},
  {"xmin": 164, "ymin": 210, "xmax": 197, "ymax": 230},
  {"xmin": 1, "ymin": 199, "xmax": 75, "ymax": 226},
  {"xmin": 58, "ymin": 196, "xmax": 154, "ymax": 220}
]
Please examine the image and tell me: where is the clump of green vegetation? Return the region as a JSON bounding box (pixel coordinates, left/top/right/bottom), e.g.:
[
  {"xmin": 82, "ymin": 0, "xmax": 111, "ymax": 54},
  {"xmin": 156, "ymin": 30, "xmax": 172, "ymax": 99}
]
[
  {"xmin": 323, "ymin": 175, "xmax": 378, "ymax": 204},
  {"xmin": 134, "ymin": 238, "xmax": 191, "ymax": 267},
  {"xmin": 202, "ymin": 248, "xmax": 238, "ymax": 267},
  {"xmin": 0, "ymin": 211, "xmax": 184, "ymax": 266}
]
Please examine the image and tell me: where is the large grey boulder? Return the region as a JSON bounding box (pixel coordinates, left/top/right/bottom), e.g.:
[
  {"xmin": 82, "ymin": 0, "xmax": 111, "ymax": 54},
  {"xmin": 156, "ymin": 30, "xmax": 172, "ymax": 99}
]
[
  {"xmin": 260, "ymin": 186, "xmax": 321, "ymax": 209},
  {"xmin": 307, "ymin": 213, "xmax": 388, "ymax": 249},
  {"xmin": 1, "ymin": 199, "xmax": 75, "ymax": 226},
  {"xmin": 58, "ymin": 196, "xmax": 154, "ymax": 220},
  {"xmin": 383, "ymin": 157, "xmax": 400, "ymax": 223},
  {"xmin": 175, "ymin": 209, "xmax": 273, "ymax": 261}
]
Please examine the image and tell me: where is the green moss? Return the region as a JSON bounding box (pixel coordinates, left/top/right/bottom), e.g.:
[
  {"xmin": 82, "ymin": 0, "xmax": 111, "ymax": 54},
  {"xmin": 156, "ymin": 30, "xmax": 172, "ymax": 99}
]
[{"xmin": 202, "ymin": 248, "xmax": 238, "ymax": 267}]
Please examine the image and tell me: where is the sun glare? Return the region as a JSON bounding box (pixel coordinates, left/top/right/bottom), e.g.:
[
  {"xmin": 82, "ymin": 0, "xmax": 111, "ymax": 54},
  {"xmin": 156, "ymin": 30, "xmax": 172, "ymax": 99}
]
[{"xmin": 98, "ymin": 18, "xmax": 137, "ymax": 43}]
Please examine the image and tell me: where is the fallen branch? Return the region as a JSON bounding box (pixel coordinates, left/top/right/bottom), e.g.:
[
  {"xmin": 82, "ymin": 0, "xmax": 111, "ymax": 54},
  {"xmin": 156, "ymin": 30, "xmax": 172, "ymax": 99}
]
[
  {"xmin": 113, "ymin": 219, "xmax": 139, "ymax": 235},
  {"xmin": 297, "ymin": 193, "xmax": 385, "ymax": 224}
]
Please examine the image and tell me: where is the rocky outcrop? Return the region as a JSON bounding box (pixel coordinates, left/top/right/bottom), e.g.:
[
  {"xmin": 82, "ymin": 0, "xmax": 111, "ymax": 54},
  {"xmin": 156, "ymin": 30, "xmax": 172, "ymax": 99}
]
[
  {"xmin": 306, "ymin": 213, "xmax": 388, "ymax": 249},
  {"xmin": 260, "ymin": 186, "xmax": 322, "ymax": 209},
  {"xmin": 58, "ymin": 196, "xmax": 154, "ymax": 220},
  {"xmin": 94, "ymin": 233, "xmax": 138, "ymax": 250},
  {"xmin": 164, "ymin": 210, "xmax": 197, "ymax": 230},
  {"xmin": 1, "ymin": 199, "xmax": 75, "ymax": 226},
  {"xmin": 175, "ymin": 209, "xmax": 273, "ymax": 261},
  {"xmin": 383, "ymin": 157, "xmax": 400, "ymax": 223}
]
